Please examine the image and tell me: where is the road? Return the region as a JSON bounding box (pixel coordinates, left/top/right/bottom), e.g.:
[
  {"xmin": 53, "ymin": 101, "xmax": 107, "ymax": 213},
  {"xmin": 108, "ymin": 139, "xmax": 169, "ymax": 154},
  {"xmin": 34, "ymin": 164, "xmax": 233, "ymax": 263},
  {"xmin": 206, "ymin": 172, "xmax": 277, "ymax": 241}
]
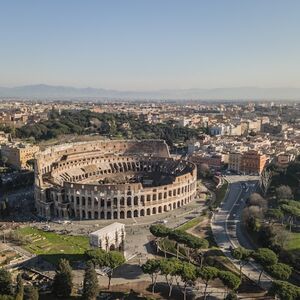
[{"xmin": 211, "ymin": 175, "xmax": 273, "ymax": 290}]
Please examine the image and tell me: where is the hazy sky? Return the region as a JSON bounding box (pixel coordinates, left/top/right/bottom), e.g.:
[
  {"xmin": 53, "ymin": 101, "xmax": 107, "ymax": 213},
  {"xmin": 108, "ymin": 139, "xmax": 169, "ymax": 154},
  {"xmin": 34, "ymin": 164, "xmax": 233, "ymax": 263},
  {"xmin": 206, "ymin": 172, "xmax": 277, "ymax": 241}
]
[{"xmin": 1, "ymin": 0, "xmax": 300, "ymax": 90}]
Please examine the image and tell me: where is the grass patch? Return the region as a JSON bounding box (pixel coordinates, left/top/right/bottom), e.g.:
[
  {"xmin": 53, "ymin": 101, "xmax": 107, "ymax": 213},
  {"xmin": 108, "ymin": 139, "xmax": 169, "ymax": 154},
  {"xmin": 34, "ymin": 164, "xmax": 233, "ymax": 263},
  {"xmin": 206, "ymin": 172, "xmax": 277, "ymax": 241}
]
[
  {"xmin": 286, "ymin": 232, "xmax": 300, "ymax": 261},
  {"xmin": 15, "ymin": 227, "xmax": 90, "ymax": 265},
  {"xmin": 178, "ymin": 216, "xmax": 203, "ymax": 231},
  {"xmin": 286, "ymin": 232, "xmax": 300, "ymax": 251}
]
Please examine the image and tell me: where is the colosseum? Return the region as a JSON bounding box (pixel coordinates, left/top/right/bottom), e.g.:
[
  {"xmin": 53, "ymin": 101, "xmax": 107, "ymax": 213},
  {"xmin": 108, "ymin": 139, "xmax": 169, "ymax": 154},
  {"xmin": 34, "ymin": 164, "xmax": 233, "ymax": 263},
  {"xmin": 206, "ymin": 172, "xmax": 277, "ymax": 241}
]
[{"xmin": 34, "ymin": 140, "xmax": 197, "ymax": 220}]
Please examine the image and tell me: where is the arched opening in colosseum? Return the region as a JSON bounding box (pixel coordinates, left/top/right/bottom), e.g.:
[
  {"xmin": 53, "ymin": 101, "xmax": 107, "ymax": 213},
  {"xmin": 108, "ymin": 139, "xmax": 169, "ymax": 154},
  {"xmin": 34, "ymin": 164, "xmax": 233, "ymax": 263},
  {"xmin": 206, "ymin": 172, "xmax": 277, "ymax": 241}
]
[
  {"xmin": 127, "ymin": 211, "xmax": 132, "ymax": 218},
  {"xmin": 164, "ymin": 205, "xmax": 168, "ymax": 212},
  {"xmin": 127, "ymin": 197, "xmax": 131, "ymax": 206},
  {"xmin": 109, "ymin": 244, "xmax": 116, "ymax": 251},
  {"xmin": 177, "ymin": 201, "xmax": 180, "ymax": 207},
  {"xmin": 158, "ymin": 206, "xmax": 162, "ymax": 213},
  {"xmin": 113, "ymin": 198, "xmax": 118, "ymax": 206},
  {"xmin": 100, "ymin": 211, "xmax": 105, "ymax": 219},
  {"xmin": 134, "ymin": 210, "xmax": 138, "ymax": 217},
  {"xmin": 94, "ymin": 211, "xmax": 98, "ymax": 219},
  {"xmin": 168, "ymin": 204, "xmax": 172, "ymax": 211},
  {"xmin": 120, "ymin": 211, "xmax": 125, "ymax": 219},
  {"xmin": 140, "ymin": 209, "xmax": 145, "ymax": 216},
  {"xmin": 173, "ymin": 203, "xmax": 176, "ymax": 209},
  {"xmin": 120, "ymin": 197, "xmax": 125, "ymax": 206},
  {"xmin": 88, "ymin": 211, "xmax": 92, "ymax": 219},
  {"xmin": 82, "ymin": 210, "xmax": 86, "ymax": 219},
  {"xmin": 134, "ymin": 196, "xmax": 138, "ymax": 206},
  {"xmin": 113, "ymin": 211, "xmax": 118, "ymax": 219},
  {"xmin": 152, "ymin": 207, "xmax": 157, "ymax": 214},
  {"xmin": 107, "ymin": 212, "xmax": 111, "ymax": 219},
  {"xmin": 147, "ymin": 208, "xmax": 151, "ymax": 215}
]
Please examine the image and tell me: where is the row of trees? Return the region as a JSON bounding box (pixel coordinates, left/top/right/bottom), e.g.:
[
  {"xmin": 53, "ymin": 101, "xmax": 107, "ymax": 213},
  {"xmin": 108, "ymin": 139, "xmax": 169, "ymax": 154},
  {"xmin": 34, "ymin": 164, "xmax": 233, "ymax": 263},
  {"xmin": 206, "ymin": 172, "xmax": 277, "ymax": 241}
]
[
  {"xmin": 142, "ymin": 258, "xmax": 241, "ymax": 300},
  {"xmin": 52, "ymin": 258, "xmax": 100, "ymax": 300},
  {"xmin": 231, "ymin": 246, "xmax": 292, "ymax": 282},
  {"xmin": 0, "ymin": 269, "xmax": 38, "ymax": 300},
  {"xmin": 243, "ymin": 189, "xmax": 299, "ymax": 250},
  {"xmin": 52, "ymin": 251, "xmax": 125, "ymax": 299},
  {"xmin": 15, "ymin": 109, "xmax": 204, "ymax": 146},
  {"xmin": 150, "ymin": 224, "xmax": 209, "ymax": 264}
]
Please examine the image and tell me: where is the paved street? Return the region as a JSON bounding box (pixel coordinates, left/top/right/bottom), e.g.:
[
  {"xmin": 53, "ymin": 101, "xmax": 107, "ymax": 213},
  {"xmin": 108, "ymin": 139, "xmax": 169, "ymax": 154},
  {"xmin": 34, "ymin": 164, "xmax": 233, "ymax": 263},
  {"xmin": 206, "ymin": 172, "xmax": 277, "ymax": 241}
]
[{"xmin": 211, "ymin": 175, "xmax": 272, "ymax": 290}]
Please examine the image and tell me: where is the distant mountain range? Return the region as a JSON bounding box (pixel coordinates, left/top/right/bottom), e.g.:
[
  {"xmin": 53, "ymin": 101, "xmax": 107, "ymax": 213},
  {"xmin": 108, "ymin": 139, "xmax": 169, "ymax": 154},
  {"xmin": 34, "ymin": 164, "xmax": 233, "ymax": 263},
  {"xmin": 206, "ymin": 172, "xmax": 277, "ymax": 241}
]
[{"xmin": 0, "ymin": 84, "xmax": 300, "ymax": 100}]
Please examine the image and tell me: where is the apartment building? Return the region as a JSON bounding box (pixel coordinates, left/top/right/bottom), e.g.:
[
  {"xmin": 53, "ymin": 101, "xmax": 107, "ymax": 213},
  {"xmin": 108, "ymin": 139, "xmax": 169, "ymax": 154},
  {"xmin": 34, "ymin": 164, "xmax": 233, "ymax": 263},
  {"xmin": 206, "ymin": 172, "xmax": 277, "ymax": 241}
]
[{"xmin": 1, "ymin": 142, "xmax": 40, "ymax": 170}]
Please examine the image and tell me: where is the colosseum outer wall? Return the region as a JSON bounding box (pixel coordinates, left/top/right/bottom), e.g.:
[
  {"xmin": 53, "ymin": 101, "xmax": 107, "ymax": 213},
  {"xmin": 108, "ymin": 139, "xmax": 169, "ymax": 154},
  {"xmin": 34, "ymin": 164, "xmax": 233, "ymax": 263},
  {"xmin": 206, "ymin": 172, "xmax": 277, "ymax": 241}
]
[{"xmin": 34, "ymin": 140, "xmax": 197, "ymax": 220}]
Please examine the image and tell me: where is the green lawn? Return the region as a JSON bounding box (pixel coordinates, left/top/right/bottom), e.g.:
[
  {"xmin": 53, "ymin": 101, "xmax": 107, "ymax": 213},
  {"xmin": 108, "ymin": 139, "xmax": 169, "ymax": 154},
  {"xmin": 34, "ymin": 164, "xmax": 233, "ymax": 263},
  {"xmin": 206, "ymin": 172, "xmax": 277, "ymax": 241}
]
[
  {"xmin": 16, "ymin": 227, "xmax": 90, "ymax": 265},
  {"xmin": 178, "ymin": 216, "xmax": 203, "ymax": 231},
  {"xmin": 286, "ymin": 232, "xmax": 300, "ymax": 255}
]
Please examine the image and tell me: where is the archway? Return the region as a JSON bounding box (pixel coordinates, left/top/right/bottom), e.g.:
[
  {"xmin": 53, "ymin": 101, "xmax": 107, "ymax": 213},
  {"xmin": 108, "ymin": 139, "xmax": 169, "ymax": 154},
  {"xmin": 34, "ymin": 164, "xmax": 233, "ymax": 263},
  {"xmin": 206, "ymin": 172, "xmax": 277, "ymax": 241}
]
[{"xmin": 127, "ymin": 210, "xmax": 132, "ymax": 218}]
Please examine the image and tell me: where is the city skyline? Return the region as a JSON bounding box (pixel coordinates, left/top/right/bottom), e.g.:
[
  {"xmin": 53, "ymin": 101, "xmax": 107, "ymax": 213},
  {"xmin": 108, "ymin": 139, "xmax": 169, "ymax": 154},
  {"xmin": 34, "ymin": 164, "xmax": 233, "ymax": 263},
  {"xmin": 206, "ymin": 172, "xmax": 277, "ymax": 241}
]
[{"xmin": 1, "ymin": 0, "xmax": 300, "ymax": 90}]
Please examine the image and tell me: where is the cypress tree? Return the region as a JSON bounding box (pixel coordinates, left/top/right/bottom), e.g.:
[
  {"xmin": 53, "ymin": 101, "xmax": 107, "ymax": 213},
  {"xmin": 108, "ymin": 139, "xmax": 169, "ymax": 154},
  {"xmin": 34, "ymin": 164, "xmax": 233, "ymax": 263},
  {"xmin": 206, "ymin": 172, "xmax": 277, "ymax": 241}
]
[
  {"xmin": 0, "ymin": 268, "xmax": 13, "ymax": 296},
  {"xmin": 52, "ymin": 259, "xmax": 73, "ymax": 298},
  {"xmin": 24, "ymin": 285, "xmax": 39, "ymax": 300},
  {"xmin": 82, "ymin": 262, "xmax": 99, "ymax": 300},
  {"xmin": 15, "ymin": 273, "xmax": 24, "ymax": 300}
]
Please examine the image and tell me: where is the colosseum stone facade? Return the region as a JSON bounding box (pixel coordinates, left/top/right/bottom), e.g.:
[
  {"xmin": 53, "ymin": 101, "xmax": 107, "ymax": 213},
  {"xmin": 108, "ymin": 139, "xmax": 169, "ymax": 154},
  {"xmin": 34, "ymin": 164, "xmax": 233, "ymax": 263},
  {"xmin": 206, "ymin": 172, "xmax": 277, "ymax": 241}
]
[{"xmin": 34, "ymin": 140, "xmax": 197, "ymax": 220}]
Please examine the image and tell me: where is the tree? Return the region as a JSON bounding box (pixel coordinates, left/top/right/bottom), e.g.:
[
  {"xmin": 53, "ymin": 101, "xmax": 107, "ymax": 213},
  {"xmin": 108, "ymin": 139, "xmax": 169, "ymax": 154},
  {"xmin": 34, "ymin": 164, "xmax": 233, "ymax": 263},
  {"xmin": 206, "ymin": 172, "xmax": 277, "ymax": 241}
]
[
  {"xmin": 82, "ymin": 262, "xmax": 99, "ymax": 300},
  {"xmin": 197, "ymin": 266, "xmax": 219, "ymax": 300},
  {"xmin": 105, "ymin": 251, "xmax": 125, "ymax": 290},
  {"xmin": 280, "ymin": 204, "xmax": 300, "ymax": 232},
  {"xmin": 242, "ymin": 205, "xmax": 262, "ymax": 232},
  {"xmin": 0, "ymin": 296, "xmax": 14, "ymax": 300},
  {"xmin": 248, "ymin": 193, "xmax": 267, "ymax": 211},
  {"xmin": 24, "ymin": 286, "xmax": 39, "ymax": 300},
  {"xmin": 252, "ymin": 248, "xmax": 278, "ymax": 283},
  {"xmin": 150, "ymin": 224, "xmax": 171, "ymax": 258},
  {"xmin": 159, "ymin": 258, "xmax": 181, "ymax": 297},
  {"xmin": 198, "ymin": 163, "xmax": 210, "ymax": 178},
  {"xmin": 85, "ymin": 249, "xmax": 124, "ymax": 290},
  {"xmin": 258, "ymin": 225, "xmax": 277, "ymax": 248},
  {"xmin": 141, "ymin": 259, "xmax": 161, "ymax": 294},
  {"xmin": 15, "ymin": 274, "xmax": 24, "ymax": 300},
  {"xmin": 168, "ymin": 230, "xmax": 187, "ymax": 259},
  {"xmin": 52, "ymin": 259, "xmax": 73, "ymax": 298},
  {"xmin": 0, "ymin": 268, "xmax": 13, "ymax": 296},
  {"xmin": 276, "ymin": 185, "xmax": 293, "ymax": 201},
  {"xmin": 218, "ymin": 271, "xmax": 241, "ymax": 295},
  {"xmin": 85, "ymin": 249, "xmax": 107, "ymax": 267},
  {"xmin": 184, "ymin": 236, "xmax": 208, "ymax": 265},
  {"xmin": 178, "ymin": 262, "xmax": 197, "ymax": 300},
  {"xmin": 269, "ymin": 280, "xmax": 300, "ymax": 300},
  {"xmin": 225, "ymin": 291, "xmax": 238, "ymax": 300},
  {"xmin": 266, "ymin": 209, "xmax": 284, "ymax": 224},
  {"xmin": 231, "ymin": 247, "xmax": 252, "ymax": 278},
  {"xmin": 260, "ymin": 169, "xmax": 272, "ymax": 196},
  {"xmin": 267, "ymin": 263, "xmax": 292, "ymax": 280}
]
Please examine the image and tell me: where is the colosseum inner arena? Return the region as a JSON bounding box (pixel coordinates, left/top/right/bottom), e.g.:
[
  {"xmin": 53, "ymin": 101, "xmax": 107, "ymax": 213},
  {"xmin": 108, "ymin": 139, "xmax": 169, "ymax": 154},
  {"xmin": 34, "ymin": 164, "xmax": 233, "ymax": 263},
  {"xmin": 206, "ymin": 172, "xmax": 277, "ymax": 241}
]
[{"xmin": 34, "ymin": 140, "xmax": 197, "ymax": 220}]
